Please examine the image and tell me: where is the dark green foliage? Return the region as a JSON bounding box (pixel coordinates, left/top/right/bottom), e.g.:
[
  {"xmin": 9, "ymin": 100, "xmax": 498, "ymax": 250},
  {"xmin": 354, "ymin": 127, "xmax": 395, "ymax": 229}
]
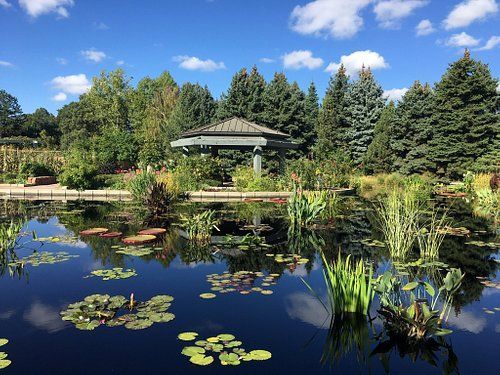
[
  {"xmin": 58, "ymin": 147, "xmax": 99, "ymax": 190},
  {"xmin": 315, "ymin": 65, "xmax": 349, "ymax": 156},
  {"xmin": 429, "ymin": 51, "xmax": 499, "ymax": 179},
  {"xmin": 57, "ymin": 101, "xmax": 98, "ymax": 150},
  {"xmin": 94, "ymin": 128, "xmax": 138, "ymax": 171},
  {"xmin": 127, "ymin": 171, "xmax": 157, "ymax": 200},
  {"xmin": 344, "ymin": 68, "xmax": 385, "ymax": 166},
  {"xmin": 303, "ymin": 82, "xmax": 319, "ymax": 153},
  {"xmin": 392, "ymin": 82, "xmax": 435, "ymax": 174},
  {"xmin": 18, "ymin": 161, "xmax": 54, "ymax": 178},
  {"xmin": 22, "ymin": 108, "xmax": 59, "ymax": 145},
  {"xmin": 365, "ymin": 102, "xmax": 397, "ymax": 173},
  {"xmin": 0, "ymin": 89, "xmax": 24, "ymax": 137}
]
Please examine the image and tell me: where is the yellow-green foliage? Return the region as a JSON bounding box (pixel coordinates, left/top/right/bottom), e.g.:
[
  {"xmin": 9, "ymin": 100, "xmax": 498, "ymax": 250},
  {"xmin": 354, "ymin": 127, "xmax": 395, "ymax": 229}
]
[
  {"xmin": 231, "ymin": 166, "xmax": 277, "ymax": 192},
  {"xmin": 358, "ymin": 173, "xmax": 434, "ymax": 201},
  {"xmin": 473, "ymin": 188, "xmax": 499, "ymax": 223},
  {"xmin": 472, "ymin": 173, "xmax": 491, "ymax": 192}
]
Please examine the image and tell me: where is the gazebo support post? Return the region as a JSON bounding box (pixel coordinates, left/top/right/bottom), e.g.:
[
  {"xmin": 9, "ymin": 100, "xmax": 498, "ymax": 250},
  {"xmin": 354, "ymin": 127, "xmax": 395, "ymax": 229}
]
[
  {"xmin": 278, "ymin": 149, "xmax": 286, "ymax": 174},
  {"xmin": 211, "ymin": 146, "xmax": 219, "ymax": 157},
  {"xmin": 200, "ymin": 145, "xmax": 210, "ymax": 158},
  {"xmin": 182, "ymin": 147, "xmax": 189, "ymax": 158},
  {"xmin": 253, "ymin": 146, "xmax": 262, "ymax": 176}
]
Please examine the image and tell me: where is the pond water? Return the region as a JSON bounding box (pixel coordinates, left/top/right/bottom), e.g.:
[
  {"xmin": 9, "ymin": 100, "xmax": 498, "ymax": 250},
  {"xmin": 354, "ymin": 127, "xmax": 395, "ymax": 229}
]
[{"xmin": 0, "ymin": 198, "xmax": 498, "ymax": 374}]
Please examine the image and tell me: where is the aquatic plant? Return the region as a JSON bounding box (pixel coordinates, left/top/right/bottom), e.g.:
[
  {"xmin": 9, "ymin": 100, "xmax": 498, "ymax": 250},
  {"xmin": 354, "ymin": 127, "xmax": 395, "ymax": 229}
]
[
  {"xmin": 145, "ymin": 181, "xmax": 175, "ymax": 217},
  {"xmin": 473, "ymin": 188, "xmax": 499, "ymax": 223},
  {"xmin": 0, "ymin": 220, "xmax": 22, "ymax": 253},
  {"xmin": 85, "ymin": 267, "xmax": 137, "ymax": 281},
  {"xmin": 122, "ymin": 234, "xmax": 157, "ymax": 245},
  {"xmin": 60, "ymin": 294, "xmax": 175, "ymax": 331},
  {"xmin": 304, "ymin": 252, "xmax": 374, "ymax": 316},
  {"xmin": 287, "ymin": 186, "xmax": 326, "ymax": 228},
  {"xmin": 9, "ymin": 251, "xmax": 78, "ymax": 267},
  {"xmin": 177, "ymin": 331, "xmax": 271, "ymax": 366},
  {"xmin": 179, "ymin": 210, "xmax": 220, "ymax": 243},
  {"xmin": 417, "ymin": 211, "xmax": 449, "ymax": 260},
  {"xmin": 115, "ymin": 245, "xmax": 156, "ymax": 256},
  {"xmin": 376, "ymin": 189, "xmax": 421, "ymax": 259},
  {"xmin": 0, "ymin": 338, "xmax": 11, "ymax": 369},
  {"xmin": 204, "ymin": 270, "xmax": 278, "ymax": 296},
  {"xmin": 127, "ymin": 170, "xmax": 157, "ymax": 200}
]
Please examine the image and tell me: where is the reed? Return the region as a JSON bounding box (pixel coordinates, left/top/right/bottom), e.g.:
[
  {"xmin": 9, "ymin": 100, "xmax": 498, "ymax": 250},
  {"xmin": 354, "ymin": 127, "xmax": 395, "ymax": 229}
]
[
  {"xmin": 304, "ymin": 252, "xmax": 374, "ymax": 316},
  {"xmin": 417, "ymin": 211, "xmax": 448, "ymax": 259},
  {"xmin": 376, "ymin": 189, "xmax": 421, "ymax": 260}
]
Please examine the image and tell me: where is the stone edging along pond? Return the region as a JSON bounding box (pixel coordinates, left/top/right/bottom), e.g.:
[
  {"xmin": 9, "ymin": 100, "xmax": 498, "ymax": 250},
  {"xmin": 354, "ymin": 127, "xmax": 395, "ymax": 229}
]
[{"xmin": 0, "ymin": 187, "xmax": 355, "ymax": 202}]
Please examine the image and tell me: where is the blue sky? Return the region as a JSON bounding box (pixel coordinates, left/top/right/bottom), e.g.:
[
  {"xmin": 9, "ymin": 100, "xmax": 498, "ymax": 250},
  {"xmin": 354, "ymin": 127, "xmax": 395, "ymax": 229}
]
[{"xmin": 0, "ymin": 0, "xmax": 498, "ymax": 114}]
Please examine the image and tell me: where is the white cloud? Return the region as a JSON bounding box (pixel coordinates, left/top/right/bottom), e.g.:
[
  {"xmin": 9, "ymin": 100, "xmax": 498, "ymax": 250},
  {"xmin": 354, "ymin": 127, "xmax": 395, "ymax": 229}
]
[
  {"xmin": 259, "ymin": 57, "xmax": 275, "ymax": 63},
  {"xmin": 52, "ymin": 92, "xmax": 67, "ymax": 101},
  {"xmin": 374, "ymin": 0, "xmax": 428, "ymax": 29},
  {"xmin": 116, "ymin": 60, "xmax": 125, "ymax": 66},
  {"xmin": 0, "ymin": 0, "xmax": 11, "ymax": 8},
  {"xmin": 0, "ymin": 60, "xmax": 14, "ymax": 67},
  {"xmin": 447, "ymin": 310, "xmax": 487, "ymax": 334},
  {"xmin": 325, "ymin": 50, "xmax": 389, "ymax": 76},
  {"xmin": 19, "ymin": 0, "xmax": 74, "ymax": 18},
  {"xmin": 282, "ymin": 50, "xmax": 324, "ymax": 70},
  {"xmin": 50, "ymin": 74, "xmax": 91, "ymax": 95},
  {"xmin": 285, "ymin": 292, "xmax": 330, "ymax": 328},
  {"xmin": 384, "ymin": 87, "xmax": 409, "ymax": 101},
  {"xmin": 80, "ymin": 48, "xmax": 107, "ymax": 63},
  {"xmin": 443, "ymin": 0, "xmax": 498, "ymax": 30},
  {"xmin": 290, "ymin": 0, "xmax": 372, "ymax": 39},
  {"xmin": 445, "ymin": 32, "xmax": 481, "ymax": 47},
  {"xmin": 173, "ymin": 55, "xmax": 226, "ymax": 71},
  {"xmin": 56, "ymin": 57, "xmax": 67, "ymax": 65},
  {"xmin": 23, "ymin": 301, "xmax": 67, "ymax": 333},
  {"xmin": 475, "ymin": 35, "xmax": 500, "ymax": 50},
  {"xmin": 93, "ymin": 21, "xmax": 109, "ymax": 30},
  {"xmin": 415, "ymin": 18, "xmax": 435, "ymax": 36}
]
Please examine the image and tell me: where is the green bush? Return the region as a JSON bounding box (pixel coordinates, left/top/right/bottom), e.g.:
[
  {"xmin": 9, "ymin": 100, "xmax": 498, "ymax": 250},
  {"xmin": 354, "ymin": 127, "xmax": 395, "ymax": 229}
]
[
  {"xmin": 232, "ymin": 166, "xmax": 277, "ymax": 191},
  {"xmin": 94, "ymin": 174, "xmax": 126, "ymax": 189},
  {"xmin": 126, "ymin": 171, "xmax": 157, "ymax": 200},
  {"xmin": 58, "ymin": 148, "xmax": 99, "ymax": 190},
  {"xmin": 18, "ymin": 161, "xmax": 55, "ymax": 178}
]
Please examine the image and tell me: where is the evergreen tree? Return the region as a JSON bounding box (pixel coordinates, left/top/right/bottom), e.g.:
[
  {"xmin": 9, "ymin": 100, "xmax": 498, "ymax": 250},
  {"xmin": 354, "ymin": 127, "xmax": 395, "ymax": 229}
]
[
  {"xmin": 303, "ymin": 81, "xmax": 319, "ymax": 154},
  {"xmin": 365, "ymin": 102, "xmax": 397, "ymax": 173},
  {"xmin": 0, "ymin": 89, "xmax": 24, "ymax": 137},
  {"xmin": 344, "ymin": 67, "xmax": 385, "ymax": 166},
  {"xmin": 216, "ymin": 66, "xmax": 266, "ymax": 122},
  {"xmin": 429, "ymin": 50, "xmax": 499, "ymax": 178},
  {"xmin": 392, "ymin": 81, "xmax": 435, "ymax": 174},
  {"xmin": 315, "ymin": 65, "xmax": 349, "ymax": 157}
]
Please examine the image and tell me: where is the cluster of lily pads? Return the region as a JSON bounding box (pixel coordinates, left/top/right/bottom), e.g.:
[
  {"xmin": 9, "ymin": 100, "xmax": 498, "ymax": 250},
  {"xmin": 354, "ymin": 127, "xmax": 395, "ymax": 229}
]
[
  {"xmin": 36, "ymin": 235, "xmax": 79, "ymax": 244},
  {"xmin": 466, "ymin": 240, "xmax": 500, "ymax": 249},
  {"xmin": 79, "ymin": 227, "xmax": 167, "ymax": 246},
  {"xmin": 178, "ymin": 332, "xmax": 271, "ymax": 366},
  {"xmin": 200, "ymin": 271, "xmax": 279, "ymax": 299},
  {"xmin": 60, "ymin": 293, "xmax": 175, "ymax": 331},
  {"xmin": 219, "ymin": 234, "xmax": 273, "ymax": 251},
  {"xmin": 0, "ymin": 339, "xmax": 11, "ymax": 370},
  {"xmin": 84, "ymin": 268, "xmax": 137, "ymax": 281},
  {"xmin": 266, "ymin": 252, "xmax": 309, "ymax": 266},
  {"xmin": 9, "ymin": 251, "xmax": 78, "ymax": 267},
  {"xmin": 392, "ymin": 259, "xmax": 449, "ymax": 276},
  {"xmin": 113, "ymin": 245, "xmax": 157, "ymax": 257}
]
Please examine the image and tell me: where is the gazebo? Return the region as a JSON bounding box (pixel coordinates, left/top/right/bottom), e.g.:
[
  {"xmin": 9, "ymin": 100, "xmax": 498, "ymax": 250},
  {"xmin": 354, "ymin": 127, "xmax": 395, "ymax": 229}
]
[{"xmin": 170, "ymin": 117, "xmax": 298, "ymax": 174}]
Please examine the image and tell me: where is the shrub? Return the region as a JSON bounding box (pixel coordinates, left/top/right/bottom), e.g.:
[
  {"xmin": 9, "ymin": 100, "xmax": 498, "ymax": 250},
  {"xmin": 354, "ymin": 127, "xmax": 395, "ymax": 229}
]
[
  {"xmin": 232, "ymin": 166, "xmax": 277, "ymax": 191},
  {"xmin": 18, "ymin": 161, "xmax": 54, "ymax": 178},
  {"xmin": 126, "ymin": 170, "xmax": 157, "ymax": 200},
  {"xmin": 58, "ymin": 148, "xmax": 98, "ymax": 190}
]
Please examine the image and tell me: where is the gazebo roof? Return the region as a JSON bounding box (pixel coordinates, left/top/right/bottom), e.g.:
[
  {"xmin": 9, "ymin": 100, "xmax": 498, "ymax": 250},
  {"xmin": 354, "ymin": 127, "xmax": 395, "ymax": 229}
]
[{"xmin": 181, "ymin": 117, "xmax": 289, "ymax": 139}]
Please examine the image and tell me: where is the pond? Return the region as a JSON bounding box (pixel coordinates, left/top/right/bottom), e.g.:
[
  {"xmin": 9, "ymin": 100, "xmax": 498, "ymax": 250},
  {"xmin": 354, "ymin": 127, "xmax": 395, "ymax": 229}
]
[{"xmin": 0, "ymin": 198, "xmax": 498, "ymax": 374}]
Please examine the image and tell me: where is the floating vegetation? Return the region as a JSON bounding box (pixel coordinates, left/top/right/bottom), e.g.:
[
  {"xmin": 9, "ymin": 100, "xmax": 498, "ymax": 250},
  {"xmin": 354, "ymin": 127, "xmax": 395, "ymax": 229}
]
[
  {"xmin": 436, "ymin": 226, "xmax": 470, "ymax": 236},
  {"xmin": 138, "ymin": 228, "xmax": 167, "ymax": 236},
  {"xmin": 115, "ymin": 246, "xmax": 155, "ymax": 257},
  {"xmin": 359, "ymin": 238, "xmax": 385, "ymax": 248},
  {"xmin": 60, "ymin": 294, "xmax": 175, "ymax": 331},
  {"xmin": 122, "ymin": 234, "xmax": 157, "ymax": 245},
  {"xmin": 465, "ymin": 240, "xmax": 500, "ymax": 249},
  {"xmin": 220, "ymin": 234, "xmax": 272, "ymax": 251},
  {"xmin": 268, "ymin": 253, "xmax": 309, "ymax": 266},
  {"xmin": 79, "ymin": 228, "xmax": 108, "ymax": 236},
  {"xmin": 85, "ymin": 267, "xmax": 137, "ymax": 281},
  {"xmin": 9, "ymin": 251, "xmax": 78, "ymax": 267},
  {"xmin": 476, "ymin": 277, "xmax": 500, "ymax": 290},
  {"xmin": 205, "ymin": 271, "xmax": 278, "ymax": 296},
  {"xmin": 199, "ymin": 293, "xmax": 217, "ymax": 299},
  {"xmin": 99, "ymin": 231, "xmax": 122, "ymax": 238},
  {"xmin": 35, "ymin": 235, "xmax": 79, "ymax": 244},
  {"xmin": 178, "ymin": 332, "xmax": 271, "ymax": 366},
  {"xmin": 0, "ymin": 338, "xmax": 11, "ymax": 369}
]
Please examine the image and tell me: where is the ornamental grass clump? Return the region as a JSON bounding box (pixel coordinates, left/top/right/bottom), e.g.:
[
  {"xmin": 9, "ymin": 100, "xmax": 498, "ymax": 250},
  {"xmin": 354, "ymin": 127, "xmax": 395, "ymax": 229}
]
[
  {"xmin": 303, "ymin": 252, "xmax": 374, "ymax": 316},
  {"xmin": 287, "ymin": 178, "xmax": 326, "ymax": 228},
  {"xmin": 376, "ymin": 189, "xmax": 421, "ymax": 260},
  {"xmin": 417, "ymin": 211, "xmax": 449, "ymax": 260}
]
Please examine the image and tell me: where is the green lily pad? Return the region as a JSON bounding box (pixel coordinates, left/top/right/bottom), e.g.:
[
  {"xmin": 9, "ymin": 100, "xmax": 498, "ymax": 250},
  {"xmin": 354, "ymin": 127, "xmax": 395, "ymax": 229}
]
[
  {"xmin": 200, "ymin": 293, "xmax": 216, "ymax": 299},
  {"xmin": 86, "ymin": 268, "xmax": 137, "ymax": 281},
  {"xmin": 206, "ymin": 336, "xmax": 220, "ymax": 343},
  {"xmin": 189, "ymin": 354, "xmax": 214, "ymax": 366},
  {"xmin": 178, "ymin": 332, "xmax": 198, "ymax": 341},
  {"xmin": 182, "ymin": 346, "xmax": 205, "ymax": 357},
  {"xmin": 249, "ymin": 350, "xmax": 272, "ymax": 360},
  {"xmin": 217, "ymin": 333, "xmax": 235, "ymax": 341},
  {"xmin": 0, "ymin": 339, "xmax": 8, "ymax": 347},
  {"xmin": 0, "ymin": 359, "xmax": 11, "ymax": 369}
]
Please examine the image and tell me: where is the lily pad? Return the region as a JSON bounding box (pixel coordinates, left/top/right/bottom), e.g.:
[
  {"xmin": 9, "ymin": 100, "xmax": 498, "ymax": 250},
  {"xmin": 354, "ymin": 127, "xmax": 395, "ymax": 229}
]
[
  {"xmin": 249, "ymin": 349, "xmax": 272, "ymax": 360},
  {"xmin": 80, "ymin": 227, "xmax": 108, "ymax": 236},
  {"xmin": 0, "ymin": 339, "xmax": 8, "ymax": 347},
  {"xmin": 200, "ymin": 293, "xmax": 216, "ymax": 299},
  {"xmin": 99, "ymin": 231, "xmax": 123, "ymax": 238},
  {"xmin": 122, "ymin": 234, "xmax": 157, "ymax": 245},
  {"xmin": 178, "ymin": 332, "xmax": 198, "ymax": 341},
  {"xmin": 86, "ymin": 268, "xmax": 137, "ymax": 281},
  {"xmin": 0, "ymin": 359, "xmax": 11, "ymax": 369},
  {"xmin": 138, "ymin": 228, "xmax": 167, "ymax": 235},
  {"xmin": 217, "ymin": 333, "xmax": 235, "ymax": 341},
  {"xmin": 189, "ymin": 354, "xmax": 214, "ymax": 366}
]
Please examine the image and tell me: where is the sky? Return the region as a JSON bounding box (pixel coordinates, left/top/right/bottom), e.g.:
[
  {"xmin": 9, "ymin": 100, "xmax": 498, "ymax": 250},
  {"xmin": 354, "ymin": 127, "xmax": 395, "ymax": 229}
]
[{"xmin": 0, "ymin": 0, "xmax": 499, "ymax": 114}]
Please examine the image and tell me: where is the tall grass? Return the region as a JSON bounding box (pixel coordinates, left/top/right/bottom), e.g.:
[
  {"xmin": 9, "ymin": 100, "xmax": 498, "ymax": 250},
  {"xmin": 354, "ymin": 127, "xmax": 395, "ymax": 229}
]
[
  {"xmin": 376, "ymin": 190, "xmax": 421, "ymax": 260},
  {"xmin": 287, "ymin": 188, "xmax": 326, "ymax": 228},
  {"xmin": 417, "ymin": 211, "xmax": 449, "ymax": 259},
  {"xmin": 304, "ymin": 252, "xmax": 374, "ymax": 316}
]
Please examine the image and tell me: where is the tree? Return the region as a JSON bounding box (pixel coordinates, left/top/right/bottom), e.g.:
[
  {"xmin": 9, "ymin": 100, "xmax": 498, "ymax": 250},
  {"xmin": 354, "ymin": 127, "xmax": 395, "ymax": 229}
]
[
  {"xmin": 23, "ymin": 108, "xmax": 59, "ymax": 144},
  {"xmin": 344, "ymin": 67, "xmax": 385, "ymax": 166},
  {"xmin": 315, "ymin": 65, "xmax": 349, "ymax": 157},
  {"xmin": 365, "ymin": 102, "xmax": 397, "ymax": 173},
  {"xmin": 0, "ymin": 89, "xmax": 24, "ymax": 137},
  {"xmin": 57, "ymin": 101, "xmax": 98, "ymax": 150},
  {"xmin": 303, "ymin": 81, "xmax": 319, "ymax": 154},
  {"xmin": 216, "ymin": 66, "xmax": 266, "ymax": 122},
  {"xmin": 392, "ymin": 81, "xmax": 435, "ymax": 174},
  {"xmin": 429, "ymin": 50, "xmax": 499, "ymax": 179}
]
